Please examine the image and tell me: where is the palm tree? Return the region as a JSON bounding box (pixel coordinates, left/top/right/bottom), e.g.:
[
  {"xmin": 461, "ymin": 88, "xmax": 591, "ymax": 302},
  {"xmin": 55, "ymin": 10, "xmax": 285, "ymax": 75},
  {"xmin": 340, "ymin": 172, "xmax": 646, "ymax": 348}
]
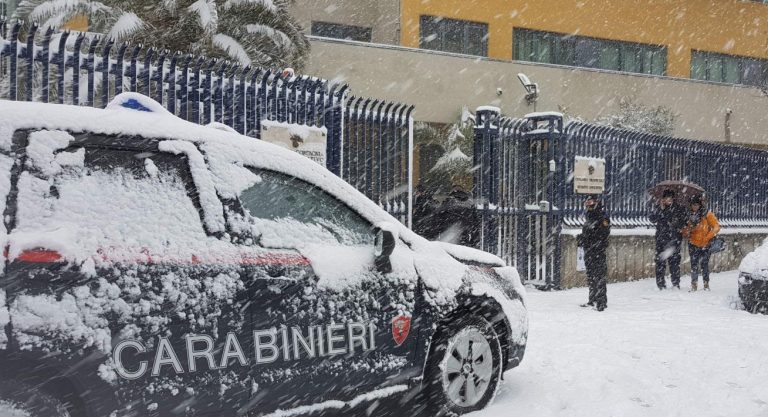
[{"xmin": 12, "ymin": 0, "xmax": 310, "ymax": 71}]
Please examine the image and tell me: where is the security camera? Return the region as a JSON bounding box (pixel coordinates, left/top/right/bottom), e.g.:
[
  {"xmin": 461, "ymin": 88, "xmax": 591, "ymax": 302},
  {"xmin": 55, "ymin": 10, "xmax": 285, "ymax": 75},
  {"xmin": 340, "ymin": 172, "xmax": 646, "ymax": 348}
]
[
  {"xmin": 517, "ymin": 72, "xmax": 539, "ymax": 107},
  {"xmin": 496, "ymin": 88, "xmax": 503, "ymax": 96}
]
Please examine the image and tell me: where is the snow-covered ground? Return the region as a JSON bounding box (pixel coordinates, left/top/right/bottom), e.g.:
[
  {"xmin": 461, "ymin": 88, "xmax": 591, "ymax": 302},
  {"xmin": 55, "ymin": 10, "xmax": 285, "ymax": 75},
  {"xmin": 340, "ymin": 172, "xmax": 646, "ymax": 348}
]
[{"xmin": 472, "ymin": 270, "xmax": 768, "ymax": 417}]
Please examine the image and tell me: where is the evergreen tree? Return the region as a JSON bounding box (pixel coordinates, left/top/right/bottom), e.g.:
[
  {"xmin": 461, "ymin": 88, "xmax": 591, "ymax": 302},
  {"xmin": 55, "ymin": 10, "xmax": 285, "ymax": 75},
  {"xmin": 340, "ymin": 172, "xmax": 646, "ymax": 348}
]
[
  {"xmin": 596, "ymin": 97, "xmax": 678, "ymax": 136},
  {"xmin": 415, "ymin": 111, "xmax": 475, "ymax": 197},
  {"xmin": 12, "ymin": 0, "xmax": 310, "ymax": 71}
]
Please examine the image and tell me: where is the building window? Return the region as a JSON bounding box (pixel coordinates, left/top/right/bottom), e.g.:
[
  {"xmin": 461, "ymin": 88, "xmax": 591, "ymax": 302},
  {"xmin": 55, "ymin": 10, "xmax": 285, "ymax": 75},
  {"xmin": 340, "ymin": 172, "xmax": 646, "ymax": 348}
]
[
  {"xmin": 691, "ymin": 51, "xmax": 768, "ymax": 87},
  {"xmin": 513, "ymin": 28, "xmax": 667, "ymax": 76},
  {"xmin": 419, "ymin": 15, "xmax": 488, "ymax": 57},
  {"xmin": 311, "ymin": 21, "xmax": 372, "ymax": 43}
]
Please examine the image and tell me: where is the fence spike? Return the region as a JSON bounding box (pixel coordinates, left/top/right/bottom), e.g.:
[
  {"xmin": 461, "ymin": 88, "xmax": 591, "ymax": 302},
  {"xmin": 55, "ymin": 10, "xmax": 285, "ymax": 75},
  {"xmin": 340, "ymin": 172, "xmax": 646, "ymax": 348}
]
[
  {"xmin": 24, "ymin": 24, "xmax": 39, "ymax": 102},
  {"xmin": 85, "ymin": 37, "xmax": 98, "ymax": 106},
  {"xmin": 55, "ymin": 31, "xmax": 70, "ymax": 104},
  {"xmin": 9, "ymin": 22, "xmax": 22, "ymax": 100},
  {"xmin": 71, "ymin": 32, "xmax": 85, "ymax": 105}
]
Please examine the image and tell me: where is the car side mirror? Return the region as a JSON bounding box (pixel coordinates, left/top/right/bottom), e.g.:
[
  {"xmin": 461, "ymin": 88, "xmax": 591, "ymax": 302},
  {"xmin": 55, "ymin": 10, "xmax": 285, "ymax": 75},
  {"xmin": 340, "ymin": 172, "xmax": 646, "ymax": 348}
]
[{"xmin": 374, "ymin": 228, "xmax": 396, "ymax": 273}]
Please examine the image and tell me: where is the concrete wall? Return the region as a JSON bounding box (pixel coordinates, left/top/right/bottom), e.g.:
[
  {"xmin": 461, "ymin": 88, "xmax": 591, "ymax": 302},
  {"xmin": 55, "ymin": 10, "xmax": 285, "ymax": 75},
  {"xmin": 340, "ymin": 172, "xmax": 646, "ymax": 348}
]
[
  {"xmin": 305, "ymin": 38, "xmax": 768, "ymax": 146},
  {"xmin": 560, "ymin": 233, "xmax": 768, "ymax": 289},
  {"xmin": 289, "ymin": 0, "xmax": 400, "ymax": 45}
]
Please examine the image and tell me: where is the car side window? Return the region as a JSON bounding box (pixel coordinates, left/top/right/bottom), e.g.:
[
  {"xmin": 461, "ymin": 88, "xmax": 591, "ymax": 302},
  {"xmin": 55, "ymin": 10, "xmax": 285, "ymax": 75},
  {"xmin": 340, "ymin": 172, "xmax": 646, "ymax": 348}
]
[{"xmin": 238, "ymin": 169, "xmax": 374, "ymax": 246}]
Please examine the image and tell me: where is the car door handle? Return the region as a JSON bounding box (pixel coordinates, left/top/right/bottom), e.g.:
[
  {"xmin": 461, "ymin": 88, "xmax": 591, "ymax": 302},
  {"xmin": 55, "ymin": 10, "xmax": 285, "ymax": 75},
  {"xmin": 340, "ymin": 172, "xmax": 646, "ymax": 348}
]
[{"xmin": 266, "ymin": 265, "xmax": 286, "ymax": 278}]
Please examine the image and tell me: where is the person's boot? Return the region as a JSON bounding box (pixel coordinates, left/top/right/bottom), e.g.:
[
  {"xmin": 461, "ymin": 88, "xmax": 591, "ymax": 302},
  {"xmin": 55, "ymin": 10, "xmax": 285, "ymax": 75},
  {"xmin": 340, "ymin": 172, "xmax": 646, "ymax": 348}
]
[
  {"xmin": 703, "ymin": 282, "xmax": 710, "ymax": 291},
  {"xmin": 580, "ymin": 302, "xmax": 594, "ymax": 308},
  {"xmin": 690, "ymin": 281, "xmax": 698, "ymax": 292}
]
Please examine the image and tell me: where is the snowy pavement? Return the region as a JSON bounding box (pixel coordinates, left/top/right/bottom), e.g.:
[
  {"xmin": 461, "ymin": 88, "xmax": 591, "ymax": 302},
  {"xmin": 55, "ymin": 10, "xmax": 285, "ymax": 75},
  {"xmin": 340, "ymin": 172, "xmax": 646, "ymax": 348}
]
[{"xmin": 471, "ymin": 270, "xmax": 768, "ymax": 417}]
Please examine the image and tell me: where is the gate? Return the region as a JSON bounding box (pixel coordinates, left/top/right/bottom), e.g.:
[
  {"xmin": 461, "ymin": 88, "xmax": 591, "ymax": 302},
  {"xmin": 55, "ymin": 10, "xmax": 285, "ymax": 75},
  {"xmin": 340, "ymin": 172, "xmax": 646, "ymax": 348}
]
[
  {"xmin": 0, "ymin": 21, "xmax": 414, "ymax": 225},
  {"xmin": 476, "ymin": 106, "xmax": 768, "ymax": 287},
  {"xmin": 560, "ymin": 122, "xmax": 768, "ymax": 228},
  {"xmin": 474, "ymin": 108, "xmax": 563, "ymax": 288}
]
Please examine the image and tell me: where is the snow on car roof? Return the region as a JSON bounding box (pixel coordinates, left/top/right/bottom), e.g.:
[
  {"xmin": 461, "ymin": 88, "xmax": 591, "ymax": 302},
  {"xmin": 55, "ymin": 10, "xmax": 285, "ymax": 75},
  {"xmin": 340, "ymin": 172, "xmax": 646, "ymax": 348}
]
[
  {"xmin": 0, "ymin": 94, "xmax": 393, "ymax": 230},
  {"xmin": 0, "ymin": 94, "xmax": 510, "ymax": 298}
]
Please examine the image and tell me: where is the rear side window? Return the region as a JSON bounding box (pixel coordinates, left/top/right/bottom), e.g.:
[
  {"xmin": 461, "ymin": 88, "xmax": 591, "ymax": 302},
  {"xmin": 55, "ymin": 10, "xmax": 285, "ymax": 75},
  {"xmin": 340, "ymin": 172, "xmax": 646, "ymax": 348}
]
[{"xmin": 11, "ymin": 131, "xmax": 207, "ymax": 256}]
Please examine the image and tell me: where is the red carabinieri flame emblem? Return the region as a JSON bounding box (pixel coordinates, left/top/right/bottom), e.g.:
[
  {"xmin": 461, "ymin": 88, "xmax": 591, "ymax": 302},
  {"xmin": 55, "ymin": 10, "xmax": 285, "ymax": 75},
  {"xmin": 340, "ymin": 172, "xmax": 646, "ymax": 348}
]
[{"xmin": 392, "ymin": 315, "xmax": 411, "ymax": 346}]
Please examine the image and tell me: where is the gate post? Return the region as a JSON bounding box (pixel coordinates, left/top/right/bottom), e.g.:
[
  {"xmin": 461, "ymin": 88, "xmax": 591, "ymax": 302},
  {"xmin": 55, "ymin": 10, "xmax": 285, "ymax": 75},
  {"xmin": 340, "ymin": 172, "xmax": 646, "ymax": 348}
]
[
  {"xmin": 523, "ymin": 112, "xmax": 564, "ymax": 289},
  {"xmin": 474, "ymin": 106, "xmax": 500, "ymax": 255}
]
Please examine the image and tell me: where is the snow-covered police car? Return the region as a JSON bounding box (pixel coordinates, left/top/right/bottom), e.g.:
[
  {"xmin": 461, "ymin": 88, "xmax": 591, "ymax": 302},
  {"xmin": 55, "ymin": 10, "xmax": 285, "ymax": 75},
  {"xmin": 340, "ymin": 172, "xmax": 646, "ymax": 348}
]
[
  {"xmin": 0, "ymin": 94, "xmax": 528, "ymax": 417},
  {"xmin": 739, "ymin": 238, "xmax": 768, "ymax": 314}
]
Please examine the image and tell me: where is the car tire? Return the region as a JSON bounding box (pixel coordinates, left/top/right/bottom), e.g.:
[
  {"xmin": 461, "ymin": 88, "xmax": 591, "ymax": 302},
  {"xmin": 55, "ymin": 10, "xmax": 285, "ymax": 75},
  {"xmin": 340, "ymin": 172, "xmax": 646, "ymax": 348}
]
[
  {"xmin": 0, "ymin": 379, "xmax": 72, "ymax": 417},
  {"xmin": 423, "ymin": 315, "xmax": 503, "ymax": 416}
]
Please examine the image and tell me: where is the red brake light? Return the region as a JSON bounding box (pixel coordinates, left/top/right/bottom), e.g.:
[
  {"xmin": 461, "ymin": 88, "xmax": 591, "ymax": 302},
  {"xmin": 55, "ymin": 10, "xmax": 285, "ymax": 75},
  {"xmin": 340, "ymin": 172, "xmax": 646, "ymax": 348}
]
[{"xmin": 16, "ymin": 249, "xmax": 63, "ymax": 263}]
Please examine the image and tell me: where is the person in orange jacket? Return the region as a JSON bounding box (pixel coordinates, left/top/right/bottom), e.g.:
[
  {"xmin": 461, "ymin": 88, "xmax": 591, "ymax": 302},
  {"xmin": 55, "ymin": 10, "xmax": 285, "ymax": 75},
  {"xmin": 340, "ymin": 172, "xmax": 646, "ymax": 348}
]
[{"xmin": 682, "ymin": 195, "xmax": 720, "ymax": 291}]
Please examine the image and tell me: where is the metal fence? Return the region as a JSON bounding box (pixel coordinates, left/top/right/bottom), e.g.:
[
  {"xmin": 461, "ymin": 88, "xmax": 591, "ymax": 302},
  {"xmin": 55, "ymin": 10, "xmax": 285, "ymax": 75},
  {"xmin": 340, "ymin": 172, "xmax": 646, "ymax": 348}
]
[
  {"xmin": 475, "ymin": 108, "xmax": 768, "ymax": 287},
  {"xmin": 343, "ymin": 98, "xmax": 414, "ymax": 220},
  {"xmin": 0, "ymin": 20, "xmax": 414, "ymax": 225},
  {"xmin": 561, "ymin": 122, "xmax": 768, "ymax": 228}
]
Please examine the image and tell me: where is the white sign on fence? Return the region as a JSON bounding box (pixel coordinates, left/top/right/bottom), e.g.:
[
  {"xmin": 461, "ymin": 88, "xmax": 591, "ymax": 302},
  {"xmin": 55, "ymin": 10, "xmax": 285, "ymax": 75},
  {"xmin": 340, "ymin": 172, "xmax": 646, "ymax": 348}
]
[
  {"xmin": 261, "ymin": 120, "xmax": 328, "ymax": 167},
  {"xmin": 574, "ymin": 156, "xmax": 606, "ymax": 194}
]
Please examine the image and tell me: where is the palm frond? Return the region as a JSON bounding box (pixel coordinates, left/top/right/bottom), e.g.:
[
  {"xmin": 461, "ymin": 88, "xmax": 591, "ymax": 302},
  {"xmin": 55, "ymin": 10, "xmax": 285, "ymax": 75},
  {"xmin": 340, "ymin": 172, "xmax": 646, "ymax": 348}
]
[
  {"xmin": 106, "ymin": 12, "xmax": 143, "ymax": 41},
  {"xmin": 212, "ymin": 33, "xmax": 251, "ymax": 66},
  {"xmin": 246, "ymin": 23, "xmax": 293, "ymax": 50},
  {"xmin": 223, "ymin": 0, "xmax": 277, "ymax": 14},
  {"xmin": 187, "ymin": 0, "xmax": 218, "ymax": 34}
]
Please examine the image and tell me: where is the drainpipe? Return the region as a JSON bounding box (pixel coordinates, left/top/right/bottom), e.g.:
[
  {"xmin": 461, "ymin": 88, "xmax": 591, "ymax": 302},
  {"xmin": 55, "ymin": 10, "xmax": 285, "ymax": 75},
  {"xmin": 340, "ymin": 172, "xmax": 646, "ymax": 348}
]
[{"xmin": 396, "ymin": 0, "xmax": 401, "ymax": 45}]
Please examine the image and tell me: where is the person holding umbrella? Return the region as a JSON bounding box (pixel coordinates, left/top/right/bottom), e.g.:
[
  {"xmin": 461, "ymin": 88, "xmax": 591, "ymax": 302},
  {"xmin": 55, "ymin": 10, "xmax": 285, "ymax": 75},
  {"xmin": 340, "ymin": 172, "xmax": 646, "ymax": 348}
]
[
  {"xmin": 649, "ymin": 189, "xmax": 687, "ymax": 290},
  {"xmin": 682, "ymin": 195, "xmax": 720, "ymax": 291},
  {"xmin": 576, "ymin": 195, "xmax": 611, "ymax": 311}
]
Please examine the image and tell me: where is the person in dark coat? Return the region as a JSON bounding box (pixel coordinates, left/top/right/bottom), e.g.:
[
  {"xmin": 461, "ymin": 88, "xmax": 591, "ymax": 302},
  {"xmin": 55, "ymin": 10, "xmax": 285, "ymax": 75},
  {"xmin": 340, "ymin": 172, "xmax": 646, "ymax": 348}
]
[
  {"xmin": 576, "ymin": 195, "xmax": 611, "ymax": 311},
  {"xmin": 412, "ymin": 185, "xmax": 438, "ymax": 240},
  {"xmin": 649, "ymin": 189, "xmax": 687, "ymax": 290}
]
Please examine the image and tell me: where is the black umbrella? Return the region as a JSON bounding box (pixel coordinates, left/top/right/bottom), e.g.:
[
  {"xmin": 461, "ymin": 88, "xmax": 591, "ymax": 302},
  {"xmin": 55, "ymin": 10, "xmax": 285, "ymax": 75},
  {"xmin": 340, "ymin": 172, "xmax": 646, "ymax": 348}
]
[{"xmin": 648, "ymin": 180, "xmax": 706, "ymax": 205}]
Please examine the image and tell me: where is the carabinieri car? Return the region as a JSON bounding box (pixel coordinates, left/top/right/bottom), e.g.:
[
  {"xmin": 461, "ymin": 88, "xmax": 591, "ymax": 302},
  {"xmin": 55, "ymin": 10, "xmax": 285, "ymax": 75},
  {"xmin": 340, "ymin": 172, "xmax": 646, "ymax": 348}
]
[
  {"xmin": 0, "ymin": 94, "xmax": 528, "ymax": 417},
  {"xmin": 738, "ymin": 238, "xmax": 768, "ymax": 314}
]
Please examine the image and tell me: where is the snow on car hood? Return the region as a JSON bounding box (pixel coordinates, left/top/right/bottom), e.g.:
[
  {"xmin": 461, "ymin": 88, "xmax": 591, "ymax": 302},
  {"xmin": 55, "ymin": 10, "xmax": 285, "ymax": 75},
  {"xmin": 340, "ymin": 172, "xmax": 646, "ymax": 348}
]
[
  {"xmin": 432, "ymin": 241, "xmax": 505, "ymax": 267},
  {"xmin": 740, "ymin": 237, "xmax": 768, "ymax": 278}
]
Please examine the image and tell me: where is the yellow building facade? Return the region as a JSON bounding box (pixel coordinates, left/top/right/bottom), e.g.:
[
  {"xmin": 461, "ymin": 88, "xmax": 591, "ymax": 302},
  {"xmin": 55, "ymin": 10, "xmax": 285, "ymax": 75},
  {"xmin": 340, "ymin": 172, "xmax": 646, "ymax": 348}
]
[{"xmin": 400, "ymin": 0, "xmax": 768, "ymax": 79}]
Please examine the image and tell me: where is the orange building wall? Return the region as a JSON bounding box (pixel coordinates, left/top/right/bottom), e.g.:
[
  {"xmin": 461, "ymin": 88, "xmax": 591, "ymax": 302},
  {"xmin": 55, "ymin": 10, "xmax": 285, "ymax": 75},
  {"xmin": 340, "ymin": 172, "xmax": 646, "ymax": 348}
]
[
  {"xmin": 62, "ymin": 15, "xmax": 89, "ymax": 32},
  {"xmin": 401, "ymin": 0, "xmax": 768, "ymax": 78}
]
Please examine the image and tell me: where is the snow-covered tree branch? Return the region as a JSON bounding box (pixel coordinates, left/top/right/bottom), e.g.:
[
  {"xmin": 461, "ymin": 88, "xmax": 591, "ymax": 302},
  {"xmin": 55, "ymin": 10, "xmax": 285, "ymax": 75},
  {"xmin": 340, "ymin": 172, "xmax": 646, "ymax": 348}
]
[{"xmin": 12, "ymin": 0, "xmax": 310, "ymax": 71}]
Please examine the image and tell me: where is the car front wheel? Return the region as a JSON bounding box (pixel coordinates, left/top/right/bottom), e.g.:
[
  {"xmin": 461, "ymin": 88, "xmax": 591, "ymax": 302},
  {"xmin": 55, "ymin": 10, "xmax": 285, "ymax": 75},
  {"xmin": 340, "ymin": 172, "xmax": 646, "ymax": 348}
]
[{"xmin": 424, "ymin": 315, "xmax": 503, "ymax": 416}]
